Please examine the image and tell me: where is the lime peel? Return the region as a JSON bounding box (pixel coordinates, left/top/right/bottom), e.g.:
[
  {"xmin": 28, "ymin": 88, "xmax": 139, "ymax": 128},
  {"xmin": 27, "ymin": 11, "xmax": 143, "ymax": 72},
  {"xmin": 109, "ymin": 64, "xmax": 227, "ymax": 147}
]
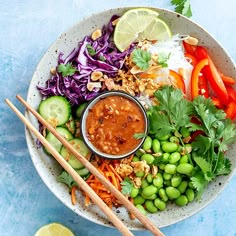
[{"xmin": 114, "ymin": 8, "xmax": 172, "ymax": 52}]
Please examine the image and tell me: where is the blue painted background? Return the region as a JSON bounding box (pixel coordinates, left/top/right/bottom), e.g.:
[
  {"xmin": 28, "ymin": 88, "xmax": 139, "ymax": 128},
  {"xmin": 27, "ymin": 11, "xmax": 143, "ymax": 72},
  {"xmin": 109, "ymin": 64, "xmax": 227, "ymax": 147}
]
[{"xmin": 1, "ymin": 0, "xmax": 236, "ymax": 235}]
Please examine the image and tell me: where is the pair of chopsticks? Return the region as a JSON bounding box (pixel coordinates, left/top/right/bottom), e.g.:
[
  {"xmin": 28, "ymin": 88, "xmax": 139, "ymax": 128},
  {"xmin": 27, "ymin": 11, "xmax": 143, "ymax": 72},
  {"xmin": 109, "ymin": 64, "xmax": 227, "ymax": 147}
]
[{"xmin": 5, "ymin": 95, "xmax": 165, "ymax": 236}]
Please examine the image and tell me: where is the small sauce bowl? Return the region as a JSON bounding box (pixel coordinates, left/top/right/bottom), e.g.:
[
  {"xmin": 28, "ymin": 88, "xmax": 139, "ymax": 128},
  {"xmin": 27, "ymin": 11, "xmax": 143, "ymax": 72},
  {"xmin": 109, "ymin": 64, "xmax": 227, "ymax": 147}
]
[{"xmin": 80, "ymin": 91, "xmax": 148, "ymax": 159}]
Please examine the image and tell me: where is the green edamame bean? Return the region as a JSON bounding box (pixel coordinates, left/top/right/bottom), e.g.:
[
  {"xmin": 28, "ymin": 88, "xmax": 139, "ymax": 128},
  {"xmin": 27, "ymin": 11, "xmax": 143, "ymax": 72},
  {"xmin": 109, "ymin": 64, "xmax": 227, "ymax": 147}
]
[
  {"xmin": 179, "ymin": 154, "xmax": 189, "ymax": 164},
  {"xmin": 169, "ymin": 136, "xmax": 180, "ymax": 144},
  {"xmin": 154, "ymin": 198, "xmax": 166, "ymax": 211},
  {"xmin": 130, "ymin": 187, "xmax": 139, "ymax": 198},
  {"xmin": 141, "ymin": 179, "xmax": 149, "ymax": 189},
  {"xmin": 132, "ymin": 156, "xmax": 140, "ymax": 162},
  {"xmin": 176, "ymin": 163, "xmax": 193, "ymax": 175},
  {"xmin": 141, "ymin": 193, "xmax": 157, "ymax": 200},
  {"xmin": 133, "ymin": 195, "xmax": 145, "ymax": 205},
  {"xmin": 159, "ymin": 188, "xmax": 168, "ymax": 202},
  {"xmin": 180, "ymin": 127, "xmax": 190, "ymax": 138},
  {"xmin": 159, "ymin": 163, "xmax": 166, "ymax": 170},
  {"xmin": 153, "ymin": 173, "xmax": 163, "ymax": 188},
  {"xmin": 166, "ymin": 186, "xmax": 181, "ymax": 199},
  {"xmin": 186, "ymin": 188, "xmax": 195, "ymax": 202},
  {"xmin": 177, "ymin": 180, "xmax": 188, "ymax": 193},
  {"xmin": 152, "ymin": 139, "xmax": 161, "ymax": 153},
  {"xmin": 158, "ymin": 134, "xmax": 170, "ymax": 141},
  {"xmin": 163, "ymin": 172, "xmax": 172, "ymax": 180},
  {"xmin": 171, "ymin": 175, "xmax": 183, "ymax": 187},
  {"xmin": 142, "ymin": 185, "xmax": 158, "ymax": 197},
  {"xmin": 145, "ymin": 200, "xmax": 158, "ymax": 213},
  {"xmin": 169, "ymin": 152, "xmax": 181, "ymax": 164},
  {"xmin": 136, "ymin": 204, "xmax": 147, "ymax": 216},
  {"xmin": 162, "ymin": 153, "xmax": 170, "ymax": 163},
  {"xmin": 141, "ymin": 153, "xmax": 154, "ymax": 165},
  {"xmin": 143, "ymin": 136, "xmax": 152, "ymax": 151},
  {"xmin": 162, "ymin": 142, "xmax": 178, "ymax": 153},
  {"xmin": 146, "ymin": 174, "xmax": 153, "ymax": 183},
  {"xmin": 136, "ymin": 171, "xmax": 145, "ymax": 177},
  {"xmin": 164, "ymin": 164, "xmax": 177, "ymax": 174},
  {"xmin": 175, "ymin": 195, "xmax": 188, "ymax": 206}
]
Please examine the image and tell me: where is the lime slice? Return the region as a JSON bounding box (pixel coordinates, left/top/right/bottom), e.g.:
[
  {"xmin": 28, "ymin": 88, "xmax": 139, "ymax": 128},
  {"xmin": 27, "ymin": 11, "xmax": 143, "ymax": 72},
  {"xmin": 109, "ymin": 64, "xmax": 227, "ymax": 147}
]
[
  {"xmin": 114, "ymin": 8, "xmax": 172, "ymax": 52},
  {"xmin": 34, "ymin": 223, "xmax": 75, "ymax": 236}
]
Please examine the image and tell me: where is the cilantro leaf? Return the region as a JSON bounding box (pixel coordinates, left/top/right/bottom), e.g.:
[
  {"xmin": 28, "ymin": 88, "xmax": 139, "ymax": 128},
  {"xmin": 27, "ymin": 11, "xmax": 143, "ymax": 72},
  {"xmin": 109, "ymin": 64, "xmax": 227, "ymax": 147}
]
[
  {"xmin": 57, "ymin": 171, "xmax": 77, "ymax": 190},
  {"xmin": 149, "ymin": 86, "xmax": 192, "ymax": 136},
  {"xmin": 120, "ymin": 177, "xmax": 133, "ymax": 195},
  {"xmin": 157, "ymin": 52, "xmax": 171, "ymax": 68},
  {"xmin": 86, "ymin": 44, "xmax": 96, "ymax": 56},
  {"xmin": 171, "ymin": 0, "xmax": 192, "ymax": 18},
  {"xmin": 190, "ymin": 171, "xmax": 208, "ymax": 200},
  {"xmin": 192, "ymin": 135, "xmax": 211, "ymax": 155},
  {"xmin": 132, "ymin": 48, "xmax": 151, "ymax": 70},
  {"xmin": 58, "ymin": 63, "xmax": 77, "ymax": 77},
  {"xmin": 133, "ymin": 133, "xmax": 146, "ymax": 139},
  {"xmin": 193, "ymin": 156, "xmax": 211, "ymax": 173}
]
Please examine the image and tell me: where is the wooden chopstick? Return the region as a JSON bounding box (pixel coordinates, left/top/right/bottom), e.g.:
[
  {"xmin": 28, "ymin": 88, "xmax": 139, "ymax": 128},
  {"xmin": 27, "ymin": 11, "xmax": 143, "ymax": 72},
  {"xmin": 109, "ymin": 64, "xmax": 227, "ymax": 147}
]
[
  {"xmin": 14, "ymin": 95, "xmax": 164, "ymax": 236},
  {"xmin": 5, "ymin": 98, "xmax": 134, "ymax": 236}
]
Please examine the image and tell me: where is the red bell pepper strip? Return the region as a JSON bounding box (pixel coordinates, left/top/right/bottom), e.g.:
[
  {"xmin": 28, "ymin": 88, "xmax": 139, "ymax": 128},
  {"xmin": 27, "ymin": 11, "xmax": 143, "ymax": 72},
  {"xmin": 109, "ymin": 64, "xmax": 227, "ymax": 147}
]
[
  {"xmin": 184, "ymin": 53, "xmax": 197, "ymax": 66},
  {"xmin": 198, "ymin": 75, "xmax": 209, "ymax": 98},
  {"xmin": 225, "ymin": 99, "xmax": 236, "ymax": 120},
  {"xmin": 211, "ymin": 97, "xmax": 224, "ymax": 109},
  {"xmin": 169, "ymin": 70, "xmax": 186, "ymax": 93},
  {"xmin": 190, "ymin": 58, "xmax": 209, "ymax": 99},
  {"xmin": 207, "ymin": 57, "xmax": 229, "ymax": 105},
  {"xmin": 227, "ymin": 86, "xmax": 236, "ymax": 103},
  {"xmin": 220, "ymin": 73, "xmax": 236, "ymax": 86},
  {"xmin": 194, "ymin": 46, "xmax": 229, "ymax": 105},
  {"xmin": 183, "ymin": 41, "xmax": 196, "ymax": 55}
]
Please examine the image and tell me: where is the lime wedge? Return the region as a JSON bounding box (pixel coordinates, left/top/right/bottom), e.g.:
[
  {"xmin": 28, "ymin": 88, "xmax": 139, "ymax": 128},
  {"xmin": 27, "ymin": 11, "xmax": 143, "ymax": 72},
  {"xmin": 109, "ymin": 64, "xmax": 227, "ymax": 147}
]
[
  {"xmin": 34, "ymin": 223, "xmax": 75, "ymax": 236},
  {"xmin": 114, "ymin": 8, "xmax": 172, "ymax": 52}
]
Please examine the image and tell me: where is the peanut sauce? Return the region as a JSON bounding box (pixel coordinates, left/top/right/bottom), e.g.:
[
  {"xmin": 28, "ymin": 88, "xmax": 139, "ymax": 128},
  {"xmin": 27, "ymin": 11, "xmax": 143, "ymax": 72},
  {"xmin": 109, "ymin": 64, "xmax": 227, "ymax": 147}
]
[{"xmin": 86, "ymin": 95, "xmax": 146, "ymax": 155}]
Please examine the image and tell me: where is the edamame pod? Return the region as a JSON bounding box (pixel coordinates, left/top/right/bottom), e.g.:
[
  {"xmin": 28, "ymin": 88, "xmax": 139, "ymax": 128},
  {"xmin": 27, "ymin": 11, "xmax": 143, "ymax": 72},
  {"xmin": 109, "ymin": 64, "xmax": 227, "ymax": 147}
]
[
  {"xmin": 154, "ymin": 198, "xmax": 166, "ymax": 211},
  {"xmin": 141, "ymin": 153, "xmax": 154, "ymax": 165},
  {"xmin": 175, "ymin": 195, "xmax": 188, "ymax": 206},
  {"xmin": 142, "ymin": 185, "xmax": 158, "ymax": 197},
  {"xmin": 176, "ymin": 163, "xmax": 193, "ymax": 175},
  {"xmin": 166, "ymin": 186, "xmax": 181, "ymax": 199},
  {"xmin": 152, "ymin": 139, "xmax": 161, "ymax": 153},
  {"xmin": 145, "ymin": 200, "xmax": 158, "ymax": 213},
  {"xmin": 162, "ymin": 142, "xmax": 178, "ymax": 153},
  {"xmin": 143, "ymin": 136, "xmax": 152, "ymax": 151}
]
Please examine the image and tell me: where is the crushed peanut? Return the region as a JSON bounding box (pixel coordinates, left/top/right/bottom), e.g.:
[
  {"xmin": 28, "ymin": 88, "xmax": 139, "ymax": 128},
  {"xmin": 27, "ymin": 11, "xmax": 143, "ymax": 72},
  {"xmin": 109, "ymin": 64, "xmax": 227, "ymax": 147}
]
[{"xmin": 91, "ymin": 29, "xmax": 102, "ymax": 41}]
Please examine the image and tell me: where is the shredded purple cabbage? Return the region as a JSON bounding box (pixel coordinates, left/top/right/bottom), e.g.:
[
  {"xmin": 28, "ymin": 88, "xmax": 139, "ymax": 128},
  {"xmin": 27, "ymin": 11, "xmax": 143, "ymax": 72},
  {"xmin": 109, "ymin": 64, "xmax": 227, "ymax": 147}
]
[{"xmin": 37, "ymin": 15, "xmax": 134, "ymax": 106}]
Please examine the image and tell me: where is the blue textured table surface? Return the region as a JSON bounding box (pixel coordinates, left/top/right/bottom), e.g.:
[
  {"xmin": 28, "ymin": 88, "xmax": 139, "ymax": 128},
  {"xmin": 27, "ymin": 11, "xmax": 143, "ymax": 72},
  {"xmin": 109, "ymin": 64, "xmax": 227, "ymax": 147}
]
[{"xmin": 1, "ymin": 1, "xmax": 236, "ymax": 235}]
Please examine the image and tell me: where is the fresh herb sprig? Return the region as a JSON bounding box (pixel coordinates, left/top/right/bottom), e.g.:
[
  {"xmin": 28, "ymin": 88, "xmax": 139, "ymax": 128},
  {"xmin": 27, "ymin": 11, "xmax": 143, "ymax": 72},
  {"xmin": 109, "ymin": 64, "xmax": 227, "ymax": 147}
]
[
  {"xmin": 148, "ymin": 86, "xmax": 236, "ymax": 199},
  {"xmin": 58, "ymin": 63, "xmax": 77, "ymax": 77},
  {"xmin": 171, "ymin": 0, "xmax": 192, "ymax": 18},
  {"xmin": 132, "ymin": 48, "xmax": 151, "ymax": 70}
]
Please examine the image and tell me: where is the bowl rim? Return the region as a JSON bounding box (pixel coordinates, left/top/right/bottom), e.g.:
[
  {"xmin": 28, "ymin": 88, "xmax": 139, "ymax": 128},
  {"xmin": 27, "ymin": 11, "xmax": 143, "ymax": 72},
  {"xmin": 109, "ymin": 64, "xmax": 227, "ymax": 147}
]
[{"xmin": 80, "ymin": 90, "xmax": 148, "ymax": 159}]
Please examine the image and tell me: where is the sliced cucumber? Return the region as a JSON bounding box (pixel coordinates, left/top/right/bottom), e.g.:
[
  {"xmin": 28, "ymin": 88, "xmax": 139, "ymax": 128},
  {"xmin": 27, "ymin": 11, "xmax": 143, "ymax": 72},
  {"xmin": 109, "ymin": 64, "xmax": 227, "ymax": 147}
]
[
  {"xmin": 76, "ymin": 167, "xmax": 90, "ymax": 177},
  {"xmin": 39, "ymin": 96, "xmax": 71, "ymax": 126},
  {"xmin": 60, "ymin": 138, "xmax": 91, "ymax": 169},
  {"xmin": 76, "ymin": 102, "xmax": 88, "ymax": 119},
  {"xmin": 45, "ymin": 127, "xmax": 73, "ymax": 154},
  {"xmin": 63, "ymin": 116, "xmax": 76, "ymax": 134}
]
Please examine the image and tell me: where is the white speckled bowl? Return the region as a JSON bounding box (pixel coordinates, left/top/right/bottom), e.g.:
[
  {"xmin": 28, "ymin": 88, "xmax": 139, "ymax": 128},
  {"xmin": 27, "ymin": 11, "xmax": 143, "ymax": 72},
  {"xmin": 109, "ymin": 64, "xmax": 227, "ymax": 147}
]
[{"xmin": 26, "ymin": 7, "xmax": 236, "ymax": 230}]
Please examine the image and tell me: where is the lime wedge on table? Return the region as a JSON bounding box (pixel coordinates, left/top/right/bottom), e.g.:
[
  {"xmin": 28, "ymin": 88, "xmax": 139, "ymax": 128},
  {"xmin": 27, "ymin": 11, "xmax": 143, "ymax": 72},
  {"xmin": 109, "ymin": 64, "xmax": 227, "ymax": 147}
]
[
  {"xmin": 34, "ymin": 223, "xmax": 75, "ymax": 236},
  {"xmin": 114, "ymin": 8, "xmax": 172, "ymax": 52}
]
